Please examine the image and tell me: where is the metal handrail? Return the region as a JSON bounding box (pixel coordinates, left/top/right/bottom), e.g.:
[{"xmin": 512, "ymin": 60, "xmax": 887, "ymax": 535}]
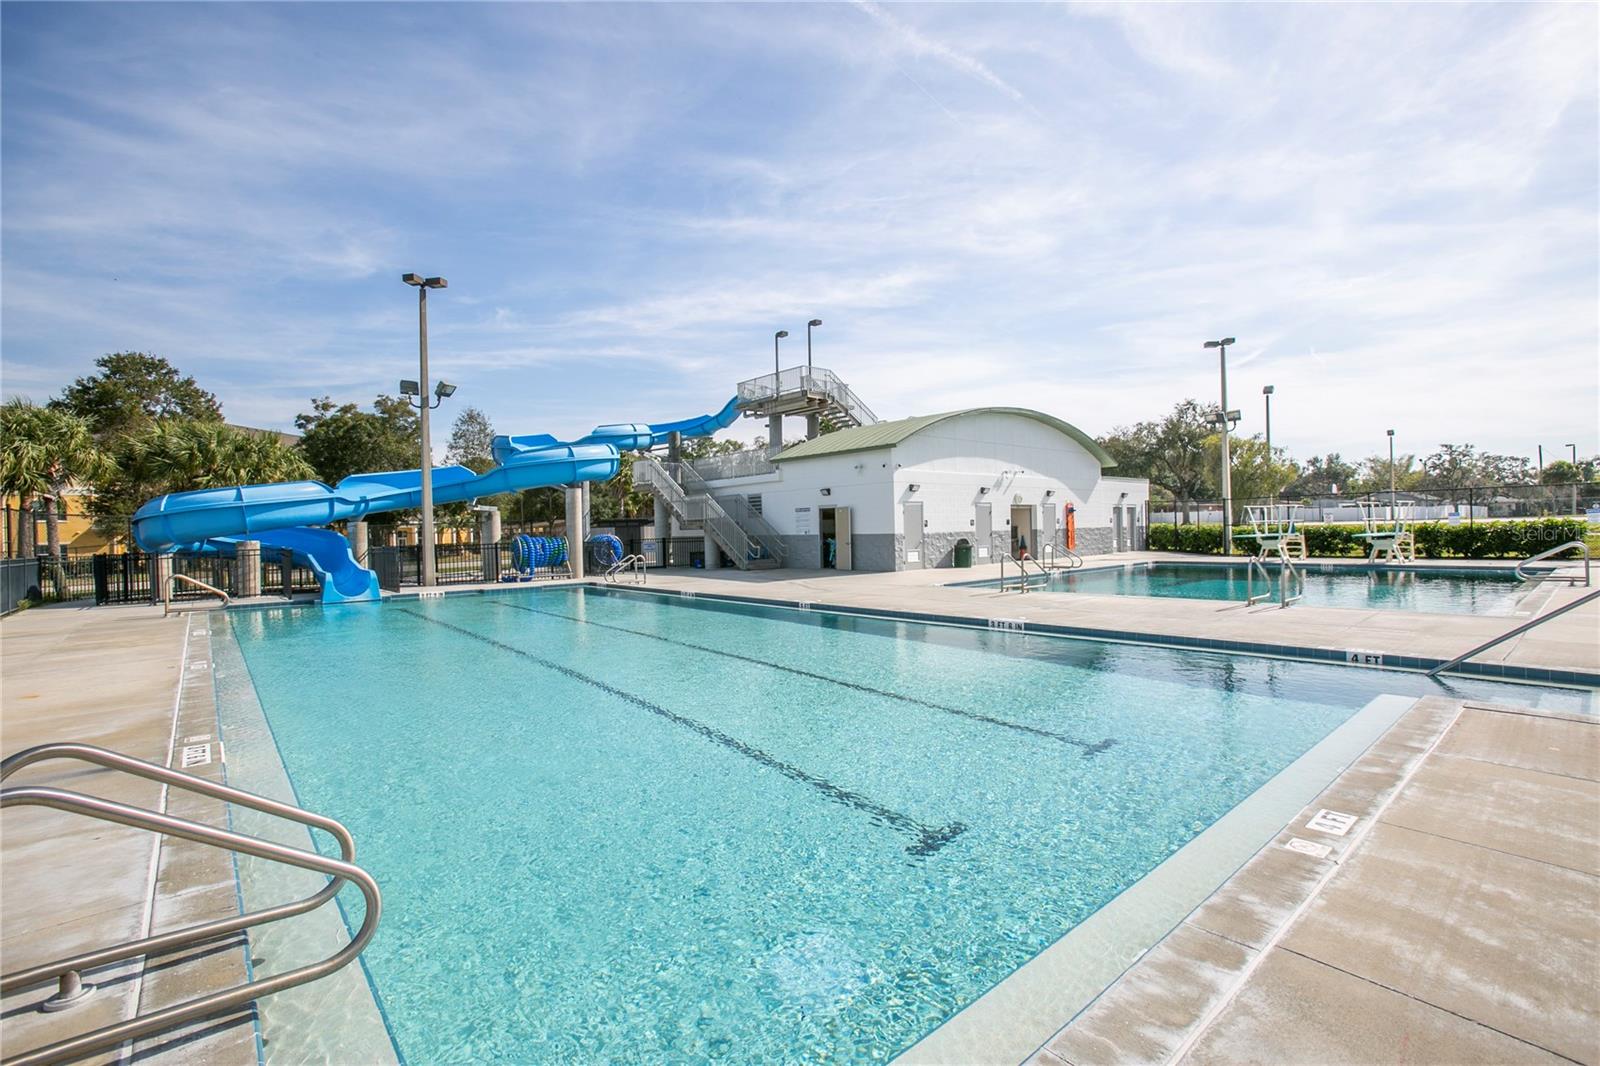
[
  {"xmin": 998, "ymin": 553, "xmax": 1047, "ymax": 593},
  {"xmin": 1515, "ymin": 540, "xmax": 1590, "ymax": 586},
  {"xmin": 1244, "ymin": 555, "xmax": 1275, "ymax": 606},
  {"xmin": 604, "ymin": 554, "xmax": 647, "ymax": 585},
  {"xmin": 1427, "ymin": 588, "xmax": 1600, "ymax": 678},
  {"xmin": 632, "ymin": 456, "xmax": 785, "ymax": 568},
  {"xmin": 1278, "ymin": 554, "xmax": 1304, "ymax": 607},
  {"xmin": 164, "ymin": 572, "xmax": 230, "ymax": 616},
  {"xmin": 0, "ymin": 743, "xmax": 355, "ymax": 998},
  {"xmin": 1040, "ymin": 544, "xmax": 1082, "ymax": 570},
  {"xmin": 0, "ymin": 782, "xmax": 379, "ymax": 1066}
]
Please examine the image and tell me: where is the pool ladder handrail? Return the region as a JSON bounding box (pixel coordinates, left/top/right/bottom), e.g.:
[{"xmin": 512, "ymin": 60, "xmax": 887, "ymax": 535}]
[
  {"xmin": 163, "ymin": 572, "xmax": 231, "ymax": 616},
  {"xmin": 1515, "ymin": 540, "xmax": 1590, "ymax": 586},
  {"xmin": 998, "ymin": 552, "xmax": 1048, "ymax": 593},
  {"xmin": 1040, "ymin": 544, "xmax": 1083, "ymax": 571},
  {"xmin": 0, "ymin": 742, "xmax": 381, "ymax": 1066},
  {"xmin": 1427, "ymin": 587, "xmax": 1600, "ymax": 678},
  {"xmin": 603, "ymin": 553, "xmax": 648, "ymax": 584},
  {"xmin": 1245, "ymin": 552, "xmax": 1303, "ymax": 608}
]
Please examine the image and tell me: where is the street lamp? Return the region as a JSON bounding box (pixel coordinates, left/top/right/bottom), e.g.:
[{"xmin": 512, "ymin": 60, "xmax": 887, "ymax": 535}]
[
  {"xmin": 773, "ymin": 329, "xmax": 788, "ymax": 381},
  {"xmin": 1203, "ymin": 337, "xmax": 1237, "ymax": 552},
  {"xmin": 806, "ymin": 319, "xmax": 822, "ymax": 373},
  {"xmin": 1262, "ymin": 385, "xmax": 1274, "ymax": 458},
  {"xmin": 402, "ymin": 272, "xmax": 450, "ymax": 587},
  {"xmin": 1387, "ymin": 428, "xmax": 1396, "ymax": 522}
]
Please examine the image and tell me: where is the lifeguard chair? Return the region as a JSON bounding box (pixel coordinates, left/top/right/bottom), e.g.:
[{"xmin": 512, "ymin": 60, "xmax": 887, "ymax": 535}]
[{"xmin": 1355, "ymin": 499, "xmax": 1415, "ymax": 563}]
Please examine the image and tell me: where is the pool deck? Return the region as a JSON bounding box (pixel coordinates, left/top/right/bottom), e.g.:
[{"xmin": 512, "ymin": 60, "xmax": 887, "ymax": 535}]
[
  {"xmin": 578, "ymin": 553, "xmax": 1599, "ymax": 685},
  {"xmin": 2, "ymin": 556, "xmax": 1595, "ymax": 1065}
]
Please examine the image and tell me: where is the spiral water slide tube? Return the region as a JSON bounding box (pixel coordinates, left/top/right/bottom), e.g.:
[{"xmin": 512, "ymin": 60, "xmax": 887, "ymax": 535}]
[{"xmin": 131, "ymin": 398, "xmax": 740, "ymax": 603}]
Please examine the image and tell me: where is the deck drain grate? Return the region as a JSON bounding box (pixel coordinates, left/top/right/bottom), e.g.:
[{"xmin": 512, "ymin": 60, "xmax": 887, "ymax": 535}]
[
  {"xmin": 179, "ymin": 743, "xmax": 213, "ymax": 768},
  {"xmin": 1306, "ymin": 809, "xmax": 1358, "ymax": 836}
]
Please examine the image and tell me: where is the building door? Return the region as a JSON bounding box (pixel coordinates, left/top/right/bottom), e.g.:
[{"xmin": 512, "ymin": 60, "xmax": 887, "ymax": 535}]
[
  {"xmin": 902, "ymin": 502, "xmax": 924, "ymax": 568},
  {"xmin": 1113, "ymin": 506, "xmax": 1125, "ymax": 552},
  {"xmin": 974, "ymin": 502, "xmax": 992, "ymax": 560},
  {"xmin": 835, "ymin": 507, "xmax": 853, "ymax": 571},
  {"xmin": 1039, "ymin": 502, "xmax": 1057, "ymax": 556},
  {"xmin": 1010, "ymin": 505, "xmax": 1034, "ymax": 557},
  {"xmin": 1128, "ymin": 505, "xmax": 1145, "ymax": 551}
]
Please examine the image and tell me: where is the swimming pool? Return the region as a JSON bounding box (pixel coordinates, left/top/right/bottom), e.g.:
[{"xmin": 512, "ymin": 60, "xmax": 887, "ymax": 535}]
[
  {"xmin": 215, "ymin": 588, "xmax": 1590, "ymax": 1063},
  {"xmin": 965, "ymin": 561, "xmax": 1533, "ymax": 614}
]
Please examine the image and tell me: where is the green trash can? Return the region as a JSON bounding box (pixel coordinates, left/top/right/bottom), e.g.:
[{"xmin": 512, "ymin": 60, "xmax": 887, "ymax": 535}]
[{"xmin": 953, "ymin": 539, "xmax": 973, "ymax": 568}]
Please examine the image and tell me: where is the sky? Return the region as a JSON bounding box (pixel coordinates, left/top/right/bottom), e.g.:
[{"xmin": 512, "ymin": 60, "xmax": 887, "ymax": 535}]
[{"xmin": 2, "ymin": 2, "xmax": 1596, "ymax": 465}]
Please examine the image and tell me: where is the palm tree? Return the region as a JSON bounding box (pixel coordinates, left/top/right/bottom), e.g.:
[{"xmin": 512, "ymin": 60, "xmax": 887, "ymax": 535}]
[{"xmin": 1, "ymin": 399, "xmax": 111, "ymax": 590}]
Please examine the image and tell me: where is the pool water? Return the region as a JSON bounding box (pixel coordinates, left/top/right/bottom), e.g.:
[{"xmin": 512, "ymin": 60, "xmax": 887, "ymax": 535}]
[
  {"xmin": 1008, "ymin": 562, "xmax": 1529, "ymax": 614},
  {"xmin": 220, "ymin": 588, "xmax": 1586, "ymax": 1063}
]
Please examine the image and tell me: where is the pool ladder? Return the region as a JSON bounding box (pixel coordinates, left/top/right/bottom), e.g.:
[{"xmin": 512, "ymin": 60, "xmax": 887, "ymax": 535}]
[
  {"xmin": 0, "ymin": 743, "xmax": 381, "ymax": 1066},
  {"xmin": 999, "ymin": 552, "xmax": 1049, "ymax": 592},
  {"xmin": 1515, "ymin": 540, "xmax": 1590, "ymax": 586},
  {"xmin": 603, "ymin": 554, "xmax": 648, "ymax": 585},
  {"xmin": 1245, "ymin": 552, "xmax": 1303, "ymax": 608}
]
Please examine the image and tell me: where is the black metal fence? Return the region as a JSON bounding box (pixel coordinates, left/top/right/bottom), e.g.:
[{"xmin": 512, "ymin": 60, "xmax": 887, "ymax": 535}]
[
  {"xmin": 1, "ymin": 558, "xmax": 41, "ymax": 615},
  {"xmin": 84, "ymin": 549, "xmax": 320, "ymax": 606},
  {"xmin": 1152, "ymin": 482, "xmax": 1600, "ymax": 527}
]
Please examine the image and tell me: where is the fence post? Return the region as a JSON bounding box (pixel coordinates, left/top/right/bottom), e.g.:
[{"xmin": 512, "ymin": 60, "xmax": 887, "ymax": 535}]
[
  {"xmin": 1468, "ymin": 486, "xmax": 1475, "ymax": 529},
  {"xmin": 281, "ymin": 549, "xmax": 293, "ymax": 599}
]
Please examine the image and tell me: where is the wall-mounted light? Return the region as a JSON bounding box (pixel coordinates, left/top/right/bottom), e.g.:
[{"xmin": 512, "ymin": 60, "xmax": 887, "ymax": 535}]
[
  {"xmin": 820, "ymin": 488, "xmax": 832, "ymax": 496},
  {"xmin": 978, "ymin": 486, "xmax": 990, "ymax": 495},
  {"xmin": 908, "ymin": 484, "xmax": 920, "ymax": 493},
  {"xmin": 1044, "ymin": 489, "xmax": 1056, "ymax": 497}
]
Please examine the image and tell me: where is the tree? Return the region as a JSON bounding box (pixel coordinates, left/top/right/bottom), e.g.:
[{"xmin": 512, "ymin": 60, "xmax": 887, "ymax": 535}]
[
  {"xmin": 1099, "ymin": 401, "xmax": 1219, "ymax": 518},
  {"xmin": 1421, "ymin": 444, "xmax": 1480, "ymax": 499},
  {"xmin": 1286, "ymin": 453, "xmax": 1360, "ymax": 497},
  {"xmin": 1540, "ymin": 459, "xmax": 1585, "ymax": 485},
  {"xmin": 294, "ymin": 395, "xmax": 420, "ymax": 485},
  {"xmin": 1478, "ymin": 453, "xmax": 1533, "ymax": 485},
  {"xmin": 1, "ymin": 399, "xmax": 112, "ymax": 563},
  {"xmin": 52, "ymin": 353, "xmax": 222, "ymax": 439},
  {"xmin": 445, "ymin": 406, "xmax": 498, "ymax": 474},
  {"xmin": 1203, "ymin": 435, "xmax": 1296, "ymax": 521},
  {"xmin": 1353, "ymin": 453, "xmax": 1423, "ymax": 495},
  {"xmin": 91, "ymin": 421, "xmax": 313, "ymax": 539}
]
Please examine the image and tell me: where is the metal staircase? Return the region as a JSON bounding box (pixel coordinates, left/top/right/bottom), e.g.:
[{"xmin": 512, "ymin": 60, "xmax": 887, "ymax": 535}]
[
  {"xmin": 735, "ymin": 366, "xmax": 878, "ymax": 429},
  {"xmin": 632, "ymin": 456, "xmax": 786, "ymax": 569}
]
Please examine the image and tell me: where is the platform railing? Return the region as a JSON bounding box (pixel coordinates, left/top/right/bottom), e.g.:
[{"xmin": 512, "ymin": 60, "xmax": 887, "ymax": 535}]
[
  {"xmin": 1515, "ymin": 540, "xmax": 1590, "ymax": 586},
  {"xmin": 0, "ymin": 743, "xmax": 379, "ymax": 1066}
]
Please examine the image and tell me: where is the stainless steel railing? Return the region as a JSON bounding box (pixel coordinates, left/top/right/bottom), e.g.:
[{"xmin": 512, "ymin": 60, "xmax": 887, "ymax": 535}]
[
  {"xmin": 998, "ymin": 553, "xmax": 1047, "ymax": 593},
  {"xmin": 164, "ymin": 572, "xmax": 231, "ymax": 616},
  {"xmin": 0, "ymin": 743, "xmax": 380, "ymax": 1066},
  {"xmin": 1040, "ymin": 544, "xmax": 1083, "ymax": 570},
  {"xmin": 1427, "ymin": 588, "xmax": 1600, "ymax": 678},
  {"xmin": 604, "ymin": 554, "xmax": 647, "ymax": 584},
  {"xmin": 1515, "ymin": 540, "xmax": 1590, "ymax": 586},
  {"xmin": 633, "ymin": 456, "xmax": 786, "ymax": 567}
]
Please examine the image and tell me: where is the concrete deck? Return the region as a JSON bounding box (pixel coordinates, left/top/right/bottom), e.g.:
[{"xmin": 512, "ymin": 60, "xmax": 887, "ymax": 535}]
[
  {"xmin": 1025, "ymin": 700, "xmax": 1600, "ymax": 1066},
  {"xmin": 1, "ymin": 602, "xmax": 254, "ymax": 1065}
]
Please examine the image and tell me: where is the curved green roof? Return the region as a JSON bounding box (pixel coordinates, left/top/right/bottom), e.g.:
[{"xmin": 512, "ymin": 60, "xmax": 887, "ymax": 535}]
[{"xmin": 771, "ymin": 408, "xmax": 1117, "ymax": 469}]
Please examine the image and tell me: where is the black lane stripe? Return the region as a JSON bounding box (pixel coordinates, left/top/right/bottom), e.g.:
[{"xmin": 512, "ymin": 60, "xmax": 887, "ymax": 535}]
[
  {"xmin": 495, "ymin": 599, "xmax": 1117, "ymax": 756},
  {"xmin": 395, "ymin": 607, "xmax": 967, "ymax": 856}
]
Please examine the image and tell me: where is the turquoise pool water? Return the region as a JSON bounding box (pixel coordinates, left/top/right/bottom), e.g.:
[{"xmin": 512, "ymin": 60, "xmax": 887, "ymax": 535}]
[
  {"xmin": 983, "ymin": 562, "xmax": 1529, "ymax": 614},
  {"xmin": 220, "ymin": 588, "xmax": 1588, "ymax": 1063}
]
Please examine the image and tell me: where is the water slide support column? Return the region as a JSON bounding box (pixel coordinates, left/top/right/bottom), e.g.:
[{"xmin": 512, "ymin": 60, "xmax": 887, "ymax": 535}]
[
  {"xmin": 767, "ymin": 415, "xmax": 783, "ymax": 457},
  {"xmin": 235, "ymin": 540, "xmax": 262, "ymax": 598},
  {"xmin": 653, "ymin": 497, "xmax": 669, "ymax": 566},
  {"xmin": 565, "ymin": 485, "xmax": 586, "ymax": 579}
]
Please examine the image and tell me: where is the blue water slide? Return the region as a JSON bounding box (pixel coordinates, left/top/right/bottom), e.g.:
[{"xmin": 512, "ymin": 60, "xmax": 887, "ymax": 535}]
[{"xmin": 132, "ymin": 398, "xmax": 739, "ymax": 604}]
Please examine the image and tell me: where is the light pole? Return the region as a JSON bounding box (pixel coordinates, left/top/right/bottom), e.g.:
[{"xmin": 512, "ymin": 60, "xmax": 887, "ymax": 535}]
[
  {"xmin": 1203, "ymin": 338, "xmax": 1239, "ymax": 552},
  {"xmin": 774, "ymin": 329, "xmax": 788, "ymax": 380},
  {"xmin": 402, "ymin": 272, "xmax": 451, "ymax": 587},
  {"xmin": 1262, "ymin": 385, "xmax": 1274, "ymax": 458},
  {"xmin": 1537, "ymin": 444, "xmax": 1544, "ymax": 482},
  {"xmin": 806, "ymin": 319, "xmax": 822, "ymax": 374},
  {"xmin": 1387, "ymin": 428, "xmax": 1396, "ymax": 522}
]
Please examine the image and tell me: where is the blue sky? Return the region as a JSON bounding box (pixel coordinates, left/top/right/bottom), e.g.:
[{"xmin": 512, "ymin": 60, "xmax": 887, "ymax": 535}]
[{"xmin": 2, "ymin": 2, "xmax": 1595, "ymax": 463}]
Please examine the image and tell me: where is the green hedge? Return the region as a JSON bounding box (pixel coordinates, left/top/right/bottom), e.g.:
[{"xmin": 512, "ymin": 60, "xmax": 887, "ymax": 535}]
[{"xmin": 1146, "ymin": 518, "xmax": 1588, "ymax": 560}]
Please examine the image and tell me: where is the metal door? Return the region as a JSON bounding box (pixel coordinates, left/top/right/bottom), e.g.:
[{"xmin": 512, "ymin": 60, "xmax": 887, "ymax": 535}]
[
  {"xmin": 1113, "ymin": 506, "xmax": 1125, "ymax": 552},
  {"xmin": 903, "ymin": 502, "xmax": 924, "ymax": 568},
  {"xmin": 974, "ymin": 502, "xmax": 992, "ymax": 560},
  {"xmin": 835, "ymin": 507, "xmax": 853, "ymax": 571},
  {"xmin": 1039, "ymin": 502, "xmax": 1057, "ymax": 554}
]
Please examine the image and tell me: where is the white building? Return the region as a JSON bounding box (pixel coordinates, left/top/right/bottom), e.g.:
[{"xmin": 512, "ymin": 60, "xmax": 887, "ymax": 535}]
[{"xmin": 692, "ymin": 407, "xmax": 1149, "ymax": 571}]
